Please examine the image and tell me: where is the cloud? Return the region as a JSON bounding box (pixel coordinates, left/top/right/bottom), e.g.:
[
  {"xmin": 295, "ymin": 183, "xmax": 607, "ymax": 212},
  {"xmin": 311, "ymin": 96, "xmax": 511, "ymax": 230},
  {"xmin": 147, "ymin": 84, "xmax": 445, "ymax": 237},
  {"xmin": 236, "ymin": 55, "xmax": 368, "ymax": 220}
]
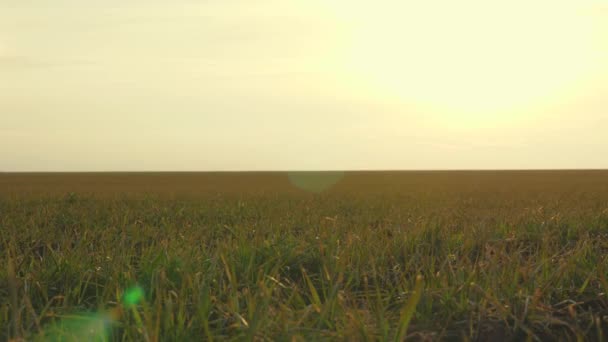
[
  {"xmin": 0, "ymin": 55, "xmax": 94, "ymax": 69},
  {"xmin": 0, "ymin": 55, "xmax": 42, "ymax": 67}
]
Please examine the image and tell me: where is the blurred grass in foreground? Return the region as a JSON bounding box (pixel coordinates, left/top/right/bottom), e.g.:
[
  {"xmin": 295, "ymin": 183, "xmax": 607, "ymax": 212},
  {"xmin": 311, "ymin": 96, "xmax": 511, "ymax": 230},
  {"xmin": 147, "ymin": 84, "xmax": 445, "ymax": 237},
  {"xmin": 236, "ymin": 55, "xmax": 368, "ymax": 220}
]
[{"xmin": 1, "ymin": 171, "xmax": 607, "ymax": 340}]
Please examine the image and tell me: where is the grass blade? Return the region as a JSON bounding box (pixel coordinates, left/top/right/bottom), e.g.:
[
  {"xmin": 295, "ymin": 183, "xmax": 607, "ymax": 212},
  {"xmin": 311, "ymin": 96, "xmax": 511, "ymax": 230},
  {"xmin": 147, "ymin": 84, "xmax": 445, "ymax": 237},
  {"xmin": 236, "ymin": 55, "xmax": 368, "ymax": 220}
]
[{"xmin": 395, "ymin": 275, "xmax": 424, "ymax": 342}]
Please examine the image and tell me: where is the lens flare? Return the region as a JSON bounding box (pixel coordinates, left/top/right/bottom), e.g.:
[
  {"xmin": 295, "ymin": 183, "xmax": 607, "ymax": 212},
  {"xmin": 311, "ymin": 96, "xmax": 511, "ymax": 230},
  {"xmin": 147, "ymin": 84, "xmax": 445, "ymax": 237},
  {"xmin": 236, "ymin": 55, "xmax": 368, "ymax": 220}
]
[
  {"xmin": 41, "ymin": 287, "xmax": 145, "ymax": 341},
  {"xmin": 288, "ymin": 171, "xmax": 344, "ymax": 193},
  {"xmin": 41, "ymin": 312, "xmax": 113, "ymax": 341},
  {"xmin": 123, "ymin": 286, "xmax": 145, "ymax": 307}
]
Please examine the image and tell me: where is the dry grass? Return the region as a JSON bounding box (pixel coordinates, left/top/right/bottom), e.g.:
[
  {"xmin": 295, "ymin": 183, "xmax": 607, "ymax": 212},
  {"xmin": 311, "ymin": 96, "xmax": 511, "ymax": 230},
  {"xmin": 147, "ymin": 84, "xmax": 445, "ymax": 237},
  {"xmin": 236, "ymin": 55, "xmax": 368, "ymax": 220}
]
[{"xmin": 1, "ymin": 171, "xmax": 607, "ymax": 341}]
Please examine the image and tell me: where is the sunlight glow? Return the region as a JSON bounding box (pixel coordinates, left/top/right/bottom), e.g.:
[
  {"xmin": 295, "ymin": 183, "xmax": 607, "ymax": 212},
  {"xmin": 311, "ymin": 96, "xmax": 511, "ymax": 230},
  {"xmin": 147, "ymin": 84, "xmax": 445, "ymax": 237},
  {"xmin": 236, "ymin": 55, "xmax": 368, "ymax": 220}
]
[
  {"xmin": 325, "ymin": 1, "xmax": 607, "ymax": 127},
  {"xmin": 1, "ymin": 0, "xmax": 607, "ymax": 170}
]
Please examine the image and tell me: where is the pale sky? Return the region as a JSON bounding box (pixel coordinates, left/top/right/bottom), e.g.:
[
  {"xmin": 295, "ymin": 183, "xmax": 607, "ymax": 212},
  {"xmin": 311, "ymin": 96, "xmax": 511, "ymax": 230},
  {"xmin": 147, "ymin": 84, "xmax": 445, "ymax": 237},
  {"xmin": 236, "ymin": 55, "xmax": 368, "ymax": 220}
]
[{"xmin": 1, "ymin": 0, "xmax": 607, "ymax": 171}]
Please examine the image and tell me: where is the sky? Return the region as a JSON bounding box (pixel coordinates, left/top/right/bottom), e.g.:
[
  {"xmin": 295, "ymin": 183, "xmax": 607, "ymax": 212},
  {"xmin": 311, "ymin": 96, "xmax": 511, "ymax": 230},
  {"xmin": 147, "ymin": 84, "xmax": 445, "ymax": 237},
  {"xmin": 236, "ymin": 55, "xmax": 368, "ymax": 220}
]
[{"xmin": 1, "ymin": 0, "xmax": 607, "ymax": 171}]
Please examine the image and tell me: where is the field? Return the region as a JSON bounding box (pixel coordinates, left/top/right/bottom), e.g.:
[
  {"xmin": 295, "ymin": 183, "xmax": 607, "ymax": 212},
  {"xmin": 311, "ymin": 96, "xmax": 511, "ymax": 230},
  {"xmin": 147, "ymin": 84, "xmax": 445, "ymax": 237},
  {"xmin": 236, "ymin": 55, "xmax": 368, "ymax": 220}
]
[{"xmin": 1, "ymin": 171, "xmax": 608, "ymax": 341}]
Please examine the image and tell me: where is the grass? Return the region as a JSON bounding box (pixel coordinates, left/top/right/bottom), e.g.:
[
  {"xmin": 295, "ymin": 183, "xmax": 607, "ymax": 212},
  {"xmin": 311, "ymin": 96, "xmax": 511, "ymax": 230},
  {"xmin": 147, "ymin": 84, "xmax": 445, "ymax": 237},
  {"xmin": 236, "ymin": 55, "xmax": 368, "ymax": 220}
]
[{"xmin": 1, "ymin": 171, "xmax": 607, "ymax": 341}]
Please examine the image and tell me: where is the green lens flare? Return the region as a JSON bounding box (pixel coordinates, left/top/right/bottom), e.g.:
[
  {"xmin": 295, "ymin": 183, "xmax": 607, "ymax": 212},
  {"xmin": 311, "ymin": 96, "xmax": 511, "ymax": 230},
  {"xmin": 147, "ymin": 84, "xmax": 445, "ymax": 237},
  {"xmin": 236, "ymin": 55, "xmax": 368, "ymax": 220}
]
[
  {"xmin": 123, "ymin": 286, "xmax": 144, "ymax": 307},
  {"xmin": 287, "ymin": 171, "xmax": 344, "ymax": 193},
  {"xmin": 42, "ymin": 313, "xmax": 112, "ymax": 341}
]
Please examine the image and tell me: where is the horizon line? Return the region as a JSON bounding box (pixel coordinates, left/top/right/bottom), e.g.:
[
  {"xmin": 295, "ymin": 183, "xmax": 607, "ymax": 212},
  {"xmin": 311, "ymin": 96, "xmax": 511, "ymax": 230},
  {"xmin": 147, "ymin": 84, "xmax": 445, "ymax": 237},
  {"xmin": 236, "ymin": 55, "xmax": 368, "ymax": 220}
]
[{"xmin": 1, "ymin": 168, "xmax": 608, "ymax": 174}]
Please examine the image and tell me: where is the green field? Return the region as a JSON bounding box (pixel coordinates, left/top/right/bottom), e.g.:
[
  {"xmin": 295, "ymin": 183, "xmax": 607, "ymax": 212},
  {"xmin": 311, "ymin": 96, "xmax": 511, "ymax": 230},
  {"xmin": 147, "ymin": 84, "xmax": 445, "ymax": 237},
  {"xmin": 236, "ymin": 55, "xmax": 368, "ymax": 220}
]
[{"xmin": 1, "ymin": 171, "xmax": 608, "ymax": 341}]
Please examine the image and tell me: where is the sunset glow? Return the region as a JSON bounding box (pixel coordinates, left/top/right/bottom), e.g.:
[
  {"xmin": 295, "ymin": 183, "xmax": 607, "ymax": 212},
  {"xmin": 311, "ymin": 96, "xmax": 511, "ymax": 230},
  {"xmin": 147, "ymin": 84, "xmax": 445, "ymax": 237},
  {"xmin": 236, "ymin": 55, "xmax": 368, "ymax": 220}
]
[{"xmin": 1, "ymin": 0, "xmax": 606, "ymax": 170}]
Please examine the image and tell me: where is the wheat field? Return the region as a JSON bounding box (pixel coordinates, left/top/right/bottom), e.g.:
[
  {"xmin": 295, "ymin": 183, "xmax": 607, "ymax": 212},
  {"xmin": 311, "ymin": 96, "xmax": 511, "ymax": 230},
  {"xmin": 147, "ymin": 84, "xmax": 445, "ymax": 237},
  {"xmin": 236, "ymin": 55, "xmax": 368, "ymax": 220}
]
[{"xmin": 1, "ymin": 171, "xmax": 607, "ymax": 341}]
